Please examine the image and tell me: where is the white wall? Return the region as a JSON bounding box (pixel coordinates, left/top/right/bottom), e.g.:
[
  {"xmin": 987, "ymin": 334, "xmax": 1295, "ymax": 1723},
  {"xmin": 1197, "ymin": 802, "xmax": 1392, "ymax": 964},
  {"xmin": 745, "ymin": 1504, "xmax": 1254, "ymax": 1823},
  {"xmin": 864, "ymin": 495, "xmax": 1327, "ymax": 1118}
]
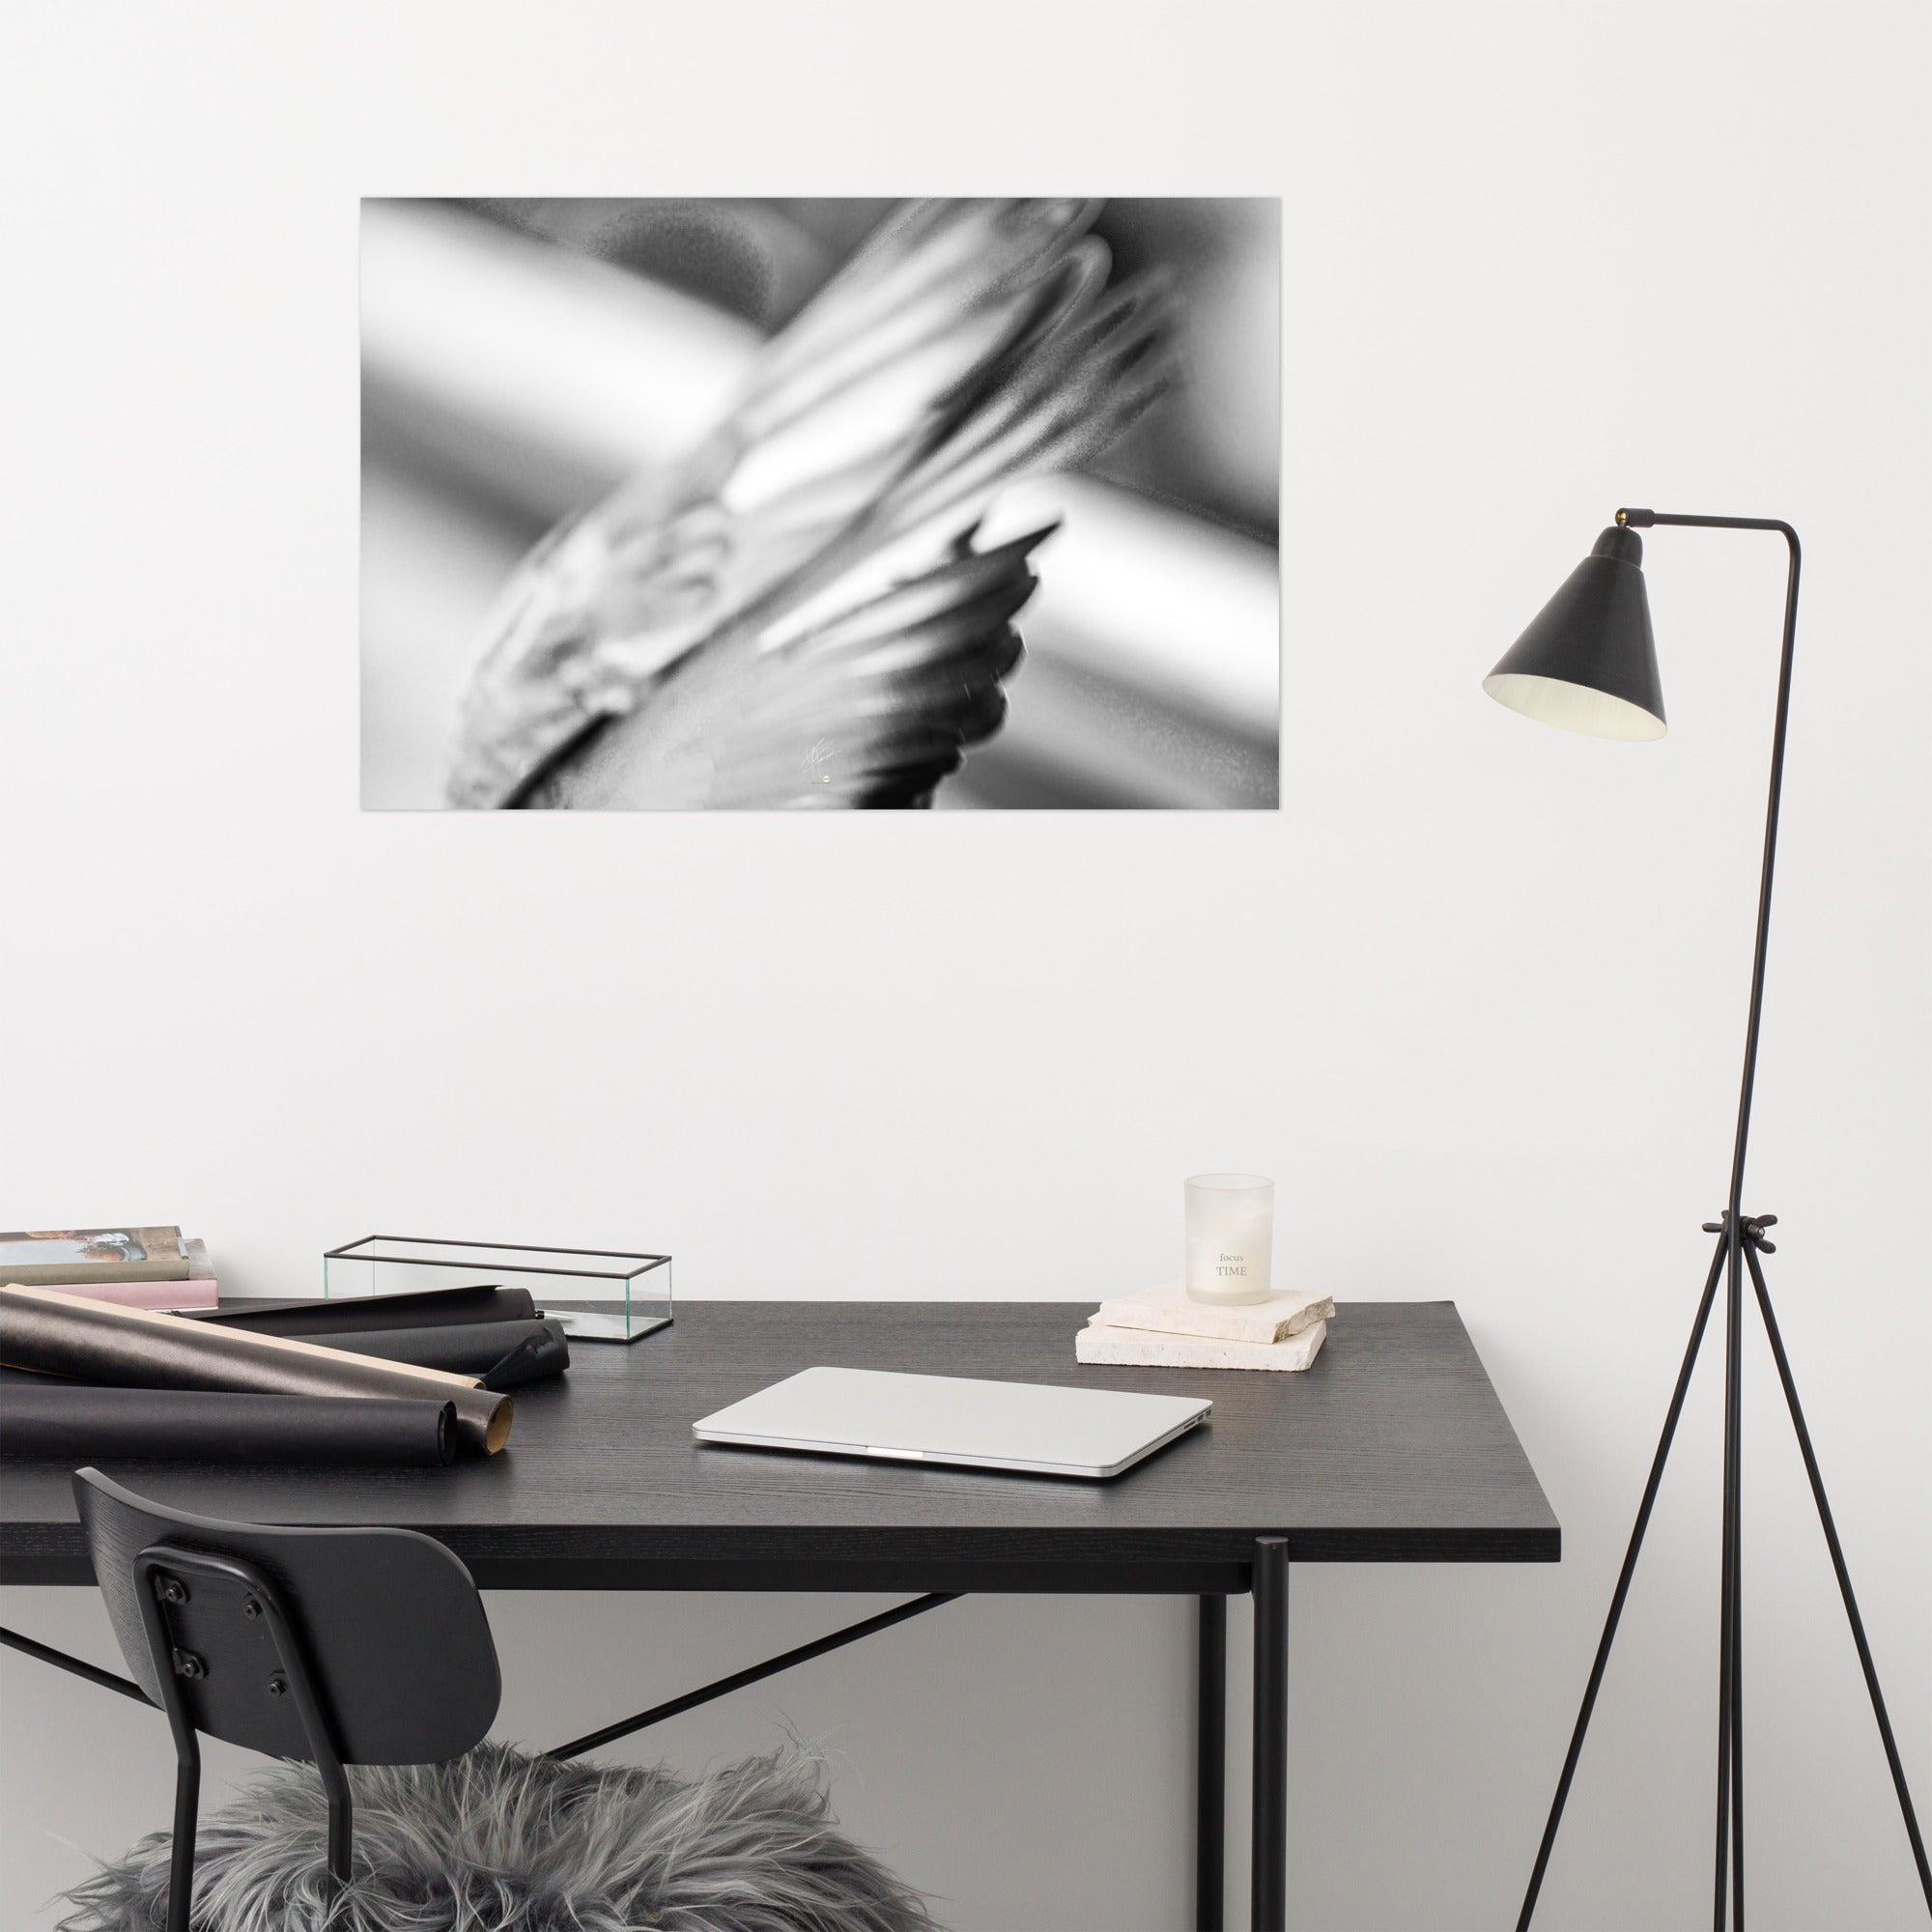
[{"xmin": 3, "ymin": 4, "xmax": 1927, "ymax": 1926}]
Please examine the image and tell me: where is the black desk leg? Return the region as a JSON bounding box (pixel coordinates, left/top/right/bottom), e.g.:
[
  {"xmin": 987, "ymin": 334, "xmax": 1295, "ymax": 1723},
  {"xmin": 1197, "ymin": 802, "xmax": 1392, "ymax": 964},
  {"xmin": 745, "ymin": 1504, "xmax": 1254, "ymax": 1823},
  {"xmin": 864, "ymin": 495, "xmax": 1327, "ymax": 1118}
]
[
  {"xmin": 1252, "ymin": 1537, "xmax": 1290, "ymax": 1932},
  {"xmin": 1197, "ymin": 1594, "xmax": 1227, "ymax": 1931}
]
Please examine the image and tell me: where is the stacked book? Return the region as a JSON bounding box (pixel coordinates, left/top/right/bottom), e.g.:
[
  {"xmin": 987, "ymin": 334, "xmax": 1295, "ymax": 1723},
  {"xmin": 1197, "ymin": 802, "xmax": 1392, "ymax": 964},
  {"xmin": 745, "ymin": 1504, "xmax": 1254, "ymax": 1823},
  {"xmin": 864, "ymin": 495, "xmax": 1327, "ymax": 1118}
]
[
  {"xmin": 1075, "ymin": 1280, "xmax": 1333, "ymax": 1371},
  {"xmin": 0, "ymin": 1226, "xmax": 215, "ymax": 1309}
]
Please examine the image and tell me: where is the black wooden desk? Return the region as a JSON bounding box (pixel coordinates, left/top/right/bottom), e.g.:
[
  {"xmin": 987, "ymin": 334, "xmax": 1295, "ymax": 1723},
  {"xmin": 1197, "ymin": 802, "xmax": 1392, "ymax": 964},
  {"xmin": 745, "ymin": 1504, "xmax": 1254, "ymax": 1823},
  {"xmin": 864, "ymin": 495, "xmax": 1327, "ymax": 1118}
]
[{"xmin": 0, "ymin": 1300, "xmax": 1558, "ymax": 1929}]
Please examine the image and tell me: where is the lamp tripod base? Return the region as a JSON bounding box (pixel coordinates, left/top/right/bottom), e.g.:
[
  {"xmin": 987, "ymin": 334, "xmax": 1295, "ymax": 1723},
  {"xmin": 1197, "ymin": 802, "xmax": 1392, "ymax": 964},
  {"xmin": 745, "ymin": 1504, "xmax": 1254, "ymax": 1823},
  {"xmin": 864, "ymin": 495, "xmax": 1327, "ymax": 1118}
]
[{"xmin": 1518, "ymin": 1213, "xmax": 1931, "ymax": 1930}]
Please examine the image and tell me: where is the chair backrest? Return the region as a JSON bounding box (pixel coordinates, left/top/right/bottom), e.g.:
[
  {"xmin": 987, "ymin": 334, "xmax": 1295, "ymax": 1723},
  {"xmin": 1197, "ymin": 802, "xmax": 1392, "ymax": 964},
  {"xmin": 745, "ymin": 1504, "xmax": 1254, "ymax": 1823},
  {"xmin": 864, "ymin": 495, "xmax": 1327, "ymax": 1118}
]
[{"xmin": 74, "ymin": 1468, "xmax": 500, "ymax": 1766}]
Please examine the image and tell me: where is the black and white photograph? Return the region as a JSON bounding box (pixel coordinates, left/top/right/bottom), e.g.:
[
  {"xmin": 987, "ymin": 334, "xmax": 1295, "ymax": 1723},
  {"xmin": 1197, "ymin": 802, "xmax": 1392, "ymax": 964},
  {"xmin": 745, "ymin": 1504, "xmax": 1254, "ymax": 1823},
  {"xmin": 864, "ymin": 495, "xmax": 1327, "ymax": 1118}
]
[{"xmin": 361, "ymin": 197, "xmax": 1280, "ymax": 810}]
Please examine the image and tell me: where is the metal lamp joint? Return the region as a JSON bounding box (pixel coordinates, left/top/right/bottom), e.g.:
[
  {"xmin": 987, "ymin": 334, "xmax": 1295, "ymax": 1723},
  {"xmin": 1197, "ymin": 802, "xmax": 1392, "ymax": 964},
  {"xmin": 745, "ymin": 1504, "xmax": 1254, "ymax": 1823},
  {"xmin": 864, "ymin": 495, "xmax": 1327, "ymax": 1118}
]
[{"xmin": 1700, "ymin": 1208, "xmax": 1778, "ymax": 1253}]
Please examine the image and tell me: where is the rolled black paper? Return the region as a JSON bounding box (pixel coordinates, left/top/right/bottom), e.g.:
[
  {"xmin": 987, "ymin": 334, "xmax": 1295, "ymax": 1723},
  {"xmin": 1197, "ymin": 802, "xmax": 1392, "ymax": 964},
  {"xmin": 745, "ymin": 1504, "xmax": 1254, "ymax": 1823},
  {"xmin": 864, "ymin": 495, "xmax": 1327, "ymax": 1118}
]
[
  {"xmin": 307, "ymin": 1318, "xmax": 568, "ymax": 1385},
  {"xmin": 0, "ymin": 1286, "xmax": 513, "ymax": 1456},
  {"xmin": 186, "ymin": 1284, "xmax": 539, "ymax": 1335},
  {"xmin": 0, "ymin": 1385, "xmax": 456, "ymax": 1467},
  {"xmin": 480, "ymin": 1335, "xmax": 551, "ymax": 1392}
]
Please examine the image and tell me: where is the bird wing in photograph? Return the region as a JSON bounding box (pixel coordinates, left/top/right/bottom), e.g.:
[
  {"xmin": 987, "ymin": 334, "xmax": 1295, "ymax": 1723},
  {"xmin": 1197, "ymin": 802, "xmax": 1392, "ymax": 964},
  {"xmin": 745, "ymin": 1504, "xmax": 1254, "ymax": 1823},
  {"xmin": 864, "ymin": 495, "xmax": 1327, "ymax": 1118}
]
[{"xmin": 445, "ymin": 197, "xmax": 1174, "ymax": 809}]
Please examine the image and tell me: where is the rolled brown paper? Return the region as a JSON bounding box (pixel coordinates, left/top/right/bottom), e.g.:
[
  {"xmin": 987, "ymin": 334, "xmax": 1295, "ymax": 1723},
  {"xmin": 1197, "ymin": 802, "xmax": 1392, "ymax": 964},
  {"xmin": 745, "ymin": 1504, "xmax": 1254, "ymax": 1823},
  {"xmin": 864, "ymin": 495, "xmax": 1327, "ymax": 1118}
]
[
  {"xmin": 0, "ymin": 1384, "xmax": 457, "ymax": 1467},
  {"xmin": 0, "ymin": 1285, "xmax": 513, "ymax": 1456}
]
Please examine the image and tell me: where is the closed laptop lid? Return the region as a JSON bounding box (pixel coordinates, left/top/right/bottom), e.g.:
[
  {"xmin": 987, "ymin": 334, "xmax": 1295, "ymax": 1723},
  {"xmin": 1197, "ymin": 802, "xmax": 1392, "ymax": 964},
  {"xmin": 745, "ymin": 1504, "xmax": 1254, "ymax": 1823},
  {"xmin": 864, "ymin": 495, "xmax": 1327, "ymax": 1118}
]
[{"xmin": 693, "ymin": 1366, "xmax": 1210, "ymax": 1477}]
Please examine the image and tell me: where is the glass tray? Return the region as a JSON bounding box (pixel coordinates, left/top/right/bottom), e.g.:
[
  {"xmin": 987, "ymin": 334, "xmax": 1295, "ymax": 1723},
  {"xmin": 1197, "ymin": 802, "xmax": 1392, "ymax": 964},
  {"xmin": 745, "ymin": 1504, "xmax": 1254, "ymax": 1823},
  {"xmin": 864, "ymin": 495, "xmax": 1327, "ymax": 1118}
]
[{"xmin": 323, "ymin": 1236, "xmax": 671, "ymax": 1343}]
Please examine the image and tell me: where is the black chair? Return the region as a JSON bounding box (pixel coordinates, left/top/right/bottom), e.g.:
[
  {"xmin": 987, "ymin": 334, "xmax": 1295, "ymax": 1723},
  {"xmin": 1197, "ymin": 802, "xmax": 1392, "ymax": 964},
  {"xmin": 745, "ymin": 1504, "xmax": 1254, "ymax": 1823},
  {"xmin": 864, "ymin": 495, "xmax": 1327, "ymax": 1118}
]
[
  {"xmin": 69, "ymin": 1468, "xmax": 934, "ymax": 1932},
  {"xmin": 73, "ymin": 1466, "xmax": 501, "ymax": 1932}
]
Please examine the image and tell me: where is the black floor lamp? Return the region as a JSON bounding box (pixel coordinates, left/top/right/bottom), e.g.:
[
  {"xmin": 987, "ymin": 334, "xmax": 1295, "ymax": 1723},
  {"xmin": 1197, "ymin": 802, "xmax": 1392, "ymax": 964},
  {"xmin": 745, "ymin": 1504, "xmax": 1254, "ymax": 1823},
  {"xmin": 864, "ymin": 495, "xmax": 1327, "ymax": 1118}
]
[{"xmin": 1484, "ymin": 510, "xmax": 1931, "ymax": 1931}]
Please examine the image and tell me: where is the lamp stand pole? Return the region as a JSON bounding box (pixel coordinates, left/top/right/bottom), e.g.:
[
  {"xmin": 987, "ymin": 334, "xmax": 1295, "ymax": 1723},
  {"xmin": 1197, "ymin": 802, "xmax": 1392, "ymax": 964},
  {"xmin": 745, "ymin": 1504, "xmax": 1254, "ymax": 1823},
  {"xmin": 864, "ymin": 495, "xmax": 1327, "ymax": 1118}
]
[{"xmin": 1517, "ymin": 513, "xmax": 1931, "ymax": 1931}]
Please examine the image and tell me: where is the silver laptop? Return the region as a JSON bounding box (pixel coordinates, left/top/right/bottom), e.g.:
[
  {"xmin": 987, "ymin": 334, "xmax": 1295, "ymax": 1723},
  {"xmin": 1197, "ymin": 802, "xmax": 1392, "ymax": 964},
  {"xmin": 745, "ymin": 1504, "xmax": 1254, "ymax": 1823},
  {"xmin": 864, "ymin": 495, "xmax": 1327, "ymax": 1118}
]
[{"xmin": 692, "ymin": 1366, "xmax": 1211, "ymax": 1480}]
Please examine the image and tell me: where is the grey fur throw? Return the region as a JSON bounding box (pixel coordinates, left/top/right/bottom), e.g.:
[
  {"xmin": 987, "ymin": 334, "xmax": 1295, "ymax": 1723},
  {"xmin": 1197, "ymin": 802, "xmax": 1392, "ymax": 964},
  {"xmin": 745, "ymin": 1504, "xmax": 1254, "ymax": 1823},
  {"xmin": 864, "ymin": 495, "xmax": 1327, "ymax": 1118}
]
[{"xmin": 58, "ymin": 1741, "xmax": 938, "ymax": 1932}]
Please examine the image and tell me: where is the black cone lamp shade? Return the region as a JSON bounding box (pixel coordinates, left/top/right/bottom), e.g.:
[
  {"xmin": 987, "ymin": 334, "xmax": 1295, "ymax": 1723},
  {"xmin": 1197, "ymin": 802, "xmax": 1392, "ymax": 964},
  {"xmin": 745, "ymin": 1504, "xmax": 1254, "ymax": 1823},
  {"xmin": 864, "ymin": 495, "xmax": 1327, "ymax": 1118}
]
[{"xmin": 1485, "ymin": 525, "xmax": 1667, "ymax": 740}]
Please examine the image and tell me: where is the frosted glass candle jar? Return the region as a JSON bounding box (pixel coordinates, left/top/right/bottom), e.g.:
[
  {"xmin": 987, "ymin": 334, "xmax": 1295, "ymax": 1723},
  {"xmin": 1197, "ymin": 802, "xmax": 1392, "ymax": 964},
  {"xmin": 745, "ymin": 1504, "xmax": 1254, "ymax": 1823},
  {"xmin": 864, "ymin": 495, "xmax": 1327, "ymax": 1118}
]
[{"xmin": 1184, "ymin": 1173, "xmax": 1275, "ymax": 1305}]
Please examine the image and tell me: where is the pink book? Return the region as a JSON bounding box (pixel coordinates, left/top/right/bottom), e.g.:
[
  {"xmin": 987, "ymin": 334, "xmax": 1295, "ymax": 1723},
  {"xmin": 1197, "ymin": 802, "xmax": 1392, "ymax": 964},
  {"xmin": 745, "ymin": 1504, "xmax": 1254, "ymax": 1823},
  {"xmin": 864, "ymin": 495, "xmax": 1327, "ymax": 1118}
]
[{"xmin": 42, "ymin": 1276, "xmax": 219, "ymax": 1311}]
